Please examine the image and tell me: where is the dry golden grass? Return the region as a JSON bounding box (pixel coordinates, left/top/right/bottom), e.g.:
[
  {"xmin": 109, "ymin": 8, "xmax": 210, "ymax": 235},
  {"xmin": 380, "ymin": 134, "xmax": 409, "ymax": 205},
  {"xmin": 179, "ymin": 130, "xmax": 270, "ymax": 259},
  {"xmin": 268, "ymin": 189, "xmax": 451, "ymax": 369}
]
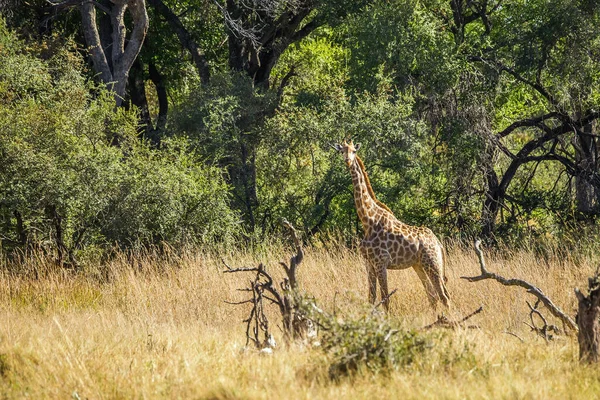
[{"xmin": 1, "ymin": 243, "xmax": 600, "ymax": 399}]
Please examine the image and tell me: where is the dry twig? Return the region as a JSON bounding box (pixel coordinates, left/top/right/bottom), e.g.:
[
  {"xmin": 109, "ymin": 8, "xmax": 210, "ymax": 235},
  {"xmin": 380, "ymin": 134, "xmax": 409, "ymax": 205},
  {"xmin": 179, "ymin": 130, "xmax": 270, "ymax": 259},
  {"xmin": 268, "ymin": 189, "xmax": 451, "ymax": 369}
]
[
  {"xmin": 372, "ymin": 288, "xmax": 398, "ymax": 313},
  {"xmin": 422, "ymin": 306, "xmax": 484, "ymax": 330},
  {"xmin": 523, "ymin": 299, "xmax": 560, "ymax": 341}
]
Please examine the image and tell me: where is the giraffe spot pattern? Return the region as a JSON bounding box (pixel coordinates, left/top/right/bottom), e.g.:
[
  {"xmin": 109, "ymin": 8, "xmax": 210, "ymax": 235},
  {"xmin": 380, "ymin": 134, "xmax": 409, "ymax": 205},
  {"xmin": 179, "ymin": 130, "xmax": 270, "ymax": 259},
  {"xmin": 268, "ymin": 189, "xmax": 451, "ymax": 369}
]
[{"xmin": 337, "ymin": 141, "xmax": 451, "ymax": 311}]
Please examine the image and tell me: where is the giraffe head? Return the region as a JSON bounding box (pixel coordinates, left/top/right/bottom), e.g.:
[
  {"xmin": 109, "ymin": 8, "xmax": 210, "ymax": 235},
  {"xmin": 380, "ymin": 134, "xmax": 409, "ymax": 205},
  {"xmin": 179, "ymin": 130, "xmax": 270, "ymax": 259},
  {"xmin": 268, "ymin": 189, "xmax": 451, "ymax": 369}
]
[{"xmin": 333, "ymin": 139, "xmax": 361, "ymax": 168}]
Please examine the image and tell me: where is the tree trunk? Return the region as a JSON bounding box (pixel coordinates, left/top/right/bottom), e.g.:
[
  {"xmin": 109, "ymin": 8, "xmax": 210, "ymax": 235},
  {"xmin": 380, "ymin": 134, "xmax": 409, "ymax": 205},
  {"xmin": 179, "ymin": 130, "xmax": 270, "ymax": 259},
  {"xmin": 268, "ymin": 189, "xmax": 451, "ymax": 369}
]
[
  {"xmin": 13, "ymin": 210, "xmax": 27, "ymax": 246},
  {"xmin": 239, "ymin": 142, "xmax": 257, "ymax": 230},
  {"xmin": 481, "ymin": 153, "xmax": 501, "ymax": 240},
  {"xmin": 148, "ymin": 61, "xmax": 168, "ymax": 135},
  {"xmin": 574, "ymin": 122, "xmax": 599, "ymax": 216},
  {"xmin": 128, "ymin": 57, "xmax": 154, "ymax": 136},
  {"xmin": 80, "ymin": 0, "xmax": 148, "ymax": 107},
  {"xmin": 46, "ymin": 205, "xmax": 67, "ymax": 266},
  {"xmin": 576, "ymin": 274, "xmax": 600, "ymax": 363}
]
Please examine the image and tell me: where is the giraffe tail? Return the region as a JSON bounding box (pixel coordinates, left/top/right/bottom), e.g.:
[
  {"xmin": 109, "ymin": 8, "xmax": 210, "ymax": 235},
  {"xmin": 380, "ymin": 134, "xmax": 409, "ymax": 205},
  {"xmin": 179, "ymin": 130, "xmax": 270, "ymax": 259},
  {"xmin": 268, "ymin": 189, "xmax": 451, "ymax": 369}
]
[
  {"xmin": 440, "ymin": 243, "xmax": 450, "ymax": 302},
  {"xmin": 441, "ymin": 243, "xmax": 448, "ymax": 284}
]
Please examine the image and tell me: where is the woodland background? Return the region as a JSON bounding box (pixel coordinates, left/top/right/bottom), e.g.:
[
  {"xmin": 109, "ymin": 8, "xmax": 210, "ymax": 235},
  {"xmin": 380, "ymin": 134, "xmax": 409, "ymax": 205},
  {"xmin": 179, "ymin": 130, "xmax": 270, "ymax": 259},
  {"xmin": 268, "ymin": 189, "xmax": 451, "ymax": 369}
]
[{"xmin": 1, "ymin": 0, "xmax": 600, "ymax": 261}]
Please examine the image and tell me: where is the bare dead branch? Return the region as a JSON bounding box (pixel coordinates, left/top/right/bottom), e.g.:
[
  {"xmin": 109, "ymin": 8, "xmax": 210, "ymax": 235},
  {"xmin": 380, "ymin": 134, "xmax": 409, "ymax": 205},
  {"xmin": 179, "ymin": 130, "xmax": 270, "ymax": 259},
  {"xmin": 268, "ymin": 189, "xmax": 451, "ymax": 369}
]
[
  {"xmin": 223, "ymin": 219, "xmax": 313, "ymax": 348},
  {"xmin": 224, "ymin": 299, "xmax": 254, "ymax": 305},
  {"xmin": 575, "ymin": 271, "xmax": 600, "ymax": 362},
  {"xmin": 422, "ymin": 305, "xmax": 484, "ymax": 330},
  {"xmin": 503, "ymin": 330, "xmax": 525, "ymax": 343},
  {"xmin": 372, "ymin": 288, "xmax": 398, "ymax": 313},
  {"xmin": 462, "ymin": 240, "xmax": 578, "ymax": 333},
  {"xmin": 524, "ymin": 299, "xmax": 560, "ymax": 341}
]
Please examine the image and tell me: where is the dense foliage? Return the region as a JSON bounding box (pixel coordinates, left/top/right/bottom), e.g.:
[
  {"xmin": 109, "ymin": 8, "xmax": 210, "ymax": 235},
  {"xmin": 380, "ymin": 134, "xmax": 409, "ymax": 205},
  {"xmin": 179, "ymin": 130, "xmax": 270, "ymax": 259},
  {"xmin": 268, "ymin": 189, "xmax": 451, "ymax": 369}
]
[
  {"xmin": 0, "ymin": 24, "xmax": 237, "ymax": 263},
  {"xmin": 1, "ymin": 0, "xmax": 600, "ymax": 259}
]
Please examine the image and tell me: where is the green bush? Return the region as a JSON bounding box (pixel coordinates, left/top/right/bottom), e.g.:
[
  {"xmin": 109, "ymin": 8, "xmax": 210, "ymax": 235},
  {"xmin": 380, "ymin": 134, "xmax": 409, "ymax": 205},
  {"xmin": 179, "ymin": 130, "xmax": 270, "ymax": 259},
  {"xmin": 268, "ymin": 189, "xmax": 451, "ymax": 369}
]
[
  {"xmin": 320, "ymin": 311, "xmax": 429, "ymax": 378},
  {"xmin": 0, "ymin": 22, "xmax": 238, "ymax": 262},
  {"xmin": 255, "ymin": 90, "xmax": 448, "ymax": 239},
  {"xmin": 303, "ymin": 299, "xmax": 477, "ymax": 379}
]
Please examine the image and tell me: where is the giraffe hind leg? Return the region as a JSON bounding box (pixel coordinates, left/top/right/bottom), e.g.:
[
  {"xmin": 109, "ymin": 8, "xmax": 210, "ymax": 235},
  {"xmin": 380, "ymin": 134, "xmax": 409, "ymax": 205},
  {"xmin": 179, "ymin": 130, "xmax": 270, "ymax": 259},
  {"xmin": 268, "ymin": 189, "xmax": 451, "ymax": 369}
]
[
  {"xmin": 417, "ymin": 246, "xmax": 451, "ymax": 309},
  {"xmin": 414, "ymin": 264, "xmax": 439, "ymax": 309},
  {"xmin": 422, "ymin": 259, "xmax": 450, "ymax": 309}
]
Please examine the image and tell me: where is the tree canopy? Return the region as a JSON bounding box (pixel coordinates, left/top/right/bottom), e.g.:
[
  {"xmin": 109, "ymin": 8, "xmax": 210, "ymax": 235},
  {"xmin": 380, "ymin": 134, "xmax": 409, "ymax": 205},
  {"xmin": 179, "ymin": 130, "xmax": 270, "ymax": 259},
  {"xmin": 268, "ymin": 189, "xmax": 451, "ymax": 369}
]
[{"xmin": 1, "ymin": 0, "xmax": 600, "ymax": 260}]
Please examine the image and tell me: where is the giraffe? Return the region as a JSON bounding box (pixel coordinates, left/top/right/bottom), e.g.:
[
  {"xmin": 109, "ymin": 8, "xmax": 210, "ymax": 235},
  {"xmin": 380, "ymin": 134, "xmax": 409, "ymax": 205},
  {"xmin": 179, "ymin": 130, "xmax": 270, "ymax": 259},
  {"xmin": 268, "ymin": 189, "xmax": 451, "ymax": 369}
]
[{"xmin": 333, "ymin": 140, "xmax": 450, "ymax": 311}]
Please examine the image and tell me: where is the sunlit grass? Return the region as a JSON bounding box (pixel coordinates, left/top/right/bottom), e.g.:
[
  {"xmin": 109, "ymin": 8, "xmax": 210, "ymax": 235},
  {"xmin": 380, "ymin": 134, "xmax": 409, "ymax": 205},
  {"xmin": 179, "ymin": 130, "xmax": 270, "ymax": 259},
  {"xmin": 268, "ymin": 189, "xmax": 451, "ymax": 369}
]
[{"xmin": 1, "ymin": 243, "xmax": 599, "ymax": 398}]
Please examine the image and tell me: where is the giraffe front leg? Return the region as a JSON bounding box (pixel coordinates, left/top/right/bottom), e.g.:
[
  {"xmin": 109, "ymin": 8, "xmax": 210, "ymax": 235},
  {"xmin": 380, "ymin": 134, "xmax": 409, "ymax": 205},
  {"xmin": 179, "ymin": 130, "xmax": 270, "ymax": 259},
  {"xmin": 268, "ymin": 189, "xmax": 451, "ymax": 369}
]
[
  {"xmin": 377, "ymin": 266, "xmax": 389, "ymax": 311},
  {"xmin": 367, "ymin": 263, "xmax": 377, "ymax": 304}
]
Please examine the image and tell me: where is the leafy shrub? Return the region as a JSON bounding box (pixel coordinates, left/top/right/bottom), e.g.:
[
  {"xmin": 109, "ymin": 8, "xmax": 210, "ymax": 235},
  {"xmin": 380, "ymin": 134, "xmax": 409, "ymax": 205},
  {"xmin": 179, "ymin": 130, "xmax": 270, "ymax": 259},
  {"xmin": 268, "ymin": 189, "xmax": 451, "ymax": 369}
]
[
  {"xmin": 320, "ymin": 311, "xmax": 429, "ymax": 378},
  {"xmin": 300, "ymin": 297, "xmax": 478, "ymax": 379},
  {"xmin": 0, "ymin": 21, "xmax": 238, "ymax": 261},
  {"xmin": 255, "ymin": 91, "xmax": 443, "ymax": 239},
  {"xmin": 170, "ymin": 72, "xmax": 276, "ymax": 230}
]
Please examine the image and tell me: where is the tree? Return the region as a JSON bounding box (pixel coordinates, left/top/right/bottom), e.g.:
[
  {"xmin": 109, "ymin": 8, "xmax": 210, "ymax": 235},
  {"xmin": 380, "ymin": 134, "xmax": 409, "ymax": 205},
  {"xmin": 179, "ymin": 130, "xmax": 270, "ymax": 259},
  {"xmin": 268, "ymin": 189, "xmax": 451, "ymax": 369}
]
[{"xmin": 467, "ymin": 1, "xmax": 600, "ymax": 236}]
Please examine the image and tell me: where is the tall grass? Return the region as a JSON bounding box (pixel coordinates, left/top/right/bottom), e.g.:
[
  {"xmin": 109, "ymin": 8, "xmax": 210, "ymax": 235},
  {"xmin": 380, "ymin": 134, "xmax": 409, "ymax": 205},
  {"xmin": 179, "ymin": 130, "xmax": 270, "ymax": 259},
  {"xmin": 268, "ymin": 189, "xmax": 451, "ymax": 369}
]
[{"xmin": 1, "ymin": 242, "xmax": 599, "ymax": 399}]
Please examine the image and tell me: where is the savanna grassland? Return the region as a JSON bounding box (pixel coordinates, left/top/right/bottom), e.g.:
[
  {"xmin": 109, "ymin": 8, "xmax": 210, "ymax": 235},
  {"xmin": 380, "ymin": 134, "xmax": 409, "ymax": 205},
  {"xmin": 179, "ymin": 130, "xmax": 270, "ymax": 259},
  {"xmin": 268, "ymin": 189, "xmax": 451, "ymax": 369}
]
[
  {"xmin": 4, "ymin": 1, "xmax": 600, "ymax": 399},
  {"xmin": 1, "ymin": 243, "xmax": 600, "ymax": 399}
]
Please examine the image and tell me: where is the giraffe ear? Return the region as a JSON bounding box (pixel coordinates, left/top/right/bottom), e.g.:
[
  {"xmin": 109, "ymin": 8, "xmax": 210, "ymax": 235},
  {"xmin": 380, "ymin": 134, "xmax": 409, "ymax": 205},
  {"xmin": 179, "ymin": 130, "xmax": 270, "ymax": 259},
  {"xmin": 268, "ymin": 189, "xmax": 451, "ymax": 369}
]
[
  {"xmin": 355, "ymin": 143, "xmax": 361, "ymax": 151},
  {"xmin": 331, "ymin": 143, "xmax": 343, "ymax": 151}
]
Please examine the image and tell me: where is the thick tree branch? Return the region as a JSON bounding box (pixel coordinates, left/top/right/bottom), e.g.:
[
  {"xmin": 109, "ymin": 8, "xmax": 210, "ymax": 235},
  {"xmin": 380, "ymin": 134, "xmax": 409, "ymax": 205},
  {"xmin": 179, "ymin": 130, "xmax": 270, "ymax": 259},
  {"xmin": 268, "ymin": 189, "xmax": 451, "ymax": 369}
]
[
  {"xmin": 118, "ymin": 0, "xmax": 148, "ymax": 80},
  {"xmin": 147, "ymin": 0, "xmax": 210, "ymax": 84},
  {"xmin": 111, "ymin": 2, "xmax": 127, "ymax": 63},
  {"xmin": 496, "ymin": 112, "xmax": 559, "ymax": 139},
  {"xmin": 290, "ymin": 18, "xmax": 320, "ymax": 43},
  {"xmin": 80, "ymin": 2, "xmax": 113, "ymax": 84},
  {"xmin": 77, "ymin": 1, "xmax": 148, "ymax": 107},
  {"xmin": 469, "ymin": 56, "xmax": 563, "ymax": 112}
]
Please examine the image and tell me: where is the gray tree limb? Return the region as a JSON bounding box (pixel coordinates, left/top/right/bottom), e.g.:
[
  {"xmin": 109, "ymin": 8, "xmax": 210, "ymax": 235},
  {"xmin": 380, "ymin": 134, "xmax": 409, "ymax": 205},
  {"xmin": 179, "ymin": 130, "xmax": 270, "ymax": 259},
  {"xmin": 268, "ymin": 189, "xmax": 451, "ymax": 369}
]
[
  {"xmin": 78, "ymin": 0, "xmax": 148, "ymax": 106},
  {"xmin": 147, "ymin": 0, "xmax": 210, "ymax": 84},
  {"xmin": 80, "ymin": 2, "xmax": 113, "ymax": 85},
  {"xmin": 462, "ymin": 240, "xmax": 578, "ymax": 333}
]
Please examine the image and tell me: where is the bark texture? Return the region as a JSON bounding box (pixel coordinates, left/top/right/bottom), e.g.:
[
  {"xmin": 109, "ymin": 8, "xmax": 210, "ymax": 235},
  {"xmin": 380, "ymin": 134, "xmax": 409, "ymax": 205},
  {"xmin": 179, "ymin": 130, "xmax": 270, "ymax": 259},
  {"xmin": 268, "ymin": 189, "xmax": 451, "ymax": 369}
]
[
  {"xmin": 576, "ymin": 274, "xmax": 600, "ymax": 363},
  {"xmin": 80, "ymin": 0, "xmax": 149, "ymax": 106}
]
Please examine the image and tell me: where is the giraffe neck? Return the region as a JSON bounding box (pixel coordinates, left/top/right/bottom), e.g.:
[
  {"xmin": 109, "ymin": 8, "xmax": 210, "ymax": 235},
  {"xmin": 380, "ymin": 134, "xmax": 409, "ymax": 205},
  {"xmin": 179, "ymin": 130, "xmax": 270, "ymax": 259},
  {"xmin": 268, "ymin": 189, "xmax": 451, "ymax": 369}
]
[{"xmin": 349, "ymin": 156, "xmax": 391, "ymax": 229}]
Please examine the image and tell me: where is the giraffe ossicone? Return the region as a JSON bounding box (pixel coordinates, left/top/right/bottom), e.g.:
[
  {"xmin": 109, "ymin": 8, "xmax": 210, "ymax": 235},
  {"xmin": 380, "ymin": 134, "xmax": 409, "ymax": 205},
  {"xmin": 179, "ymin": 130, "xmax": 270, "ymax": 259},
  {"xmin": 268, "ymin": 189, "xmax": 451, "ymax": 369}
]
[{"xmin": 334, "ymin": 140, "xmax": 450, "ymax": 311}]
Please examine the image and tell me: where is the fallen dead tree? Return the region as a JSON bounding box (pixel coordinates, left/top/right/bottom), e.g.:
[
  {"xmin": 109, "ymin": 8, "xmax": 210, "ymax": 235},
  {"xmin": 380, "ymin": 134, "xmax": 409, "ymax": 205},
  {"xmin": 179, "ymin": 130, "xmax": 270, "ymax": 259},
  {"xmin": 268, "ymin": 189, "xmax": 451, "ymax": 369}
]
[
  {"xmin": 461, "ymin": 240, "xmax": 578, "ymax": 335},
  {"xmin": 223, "ymin": 220, "xmax": 314, "ymax": 350}
]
